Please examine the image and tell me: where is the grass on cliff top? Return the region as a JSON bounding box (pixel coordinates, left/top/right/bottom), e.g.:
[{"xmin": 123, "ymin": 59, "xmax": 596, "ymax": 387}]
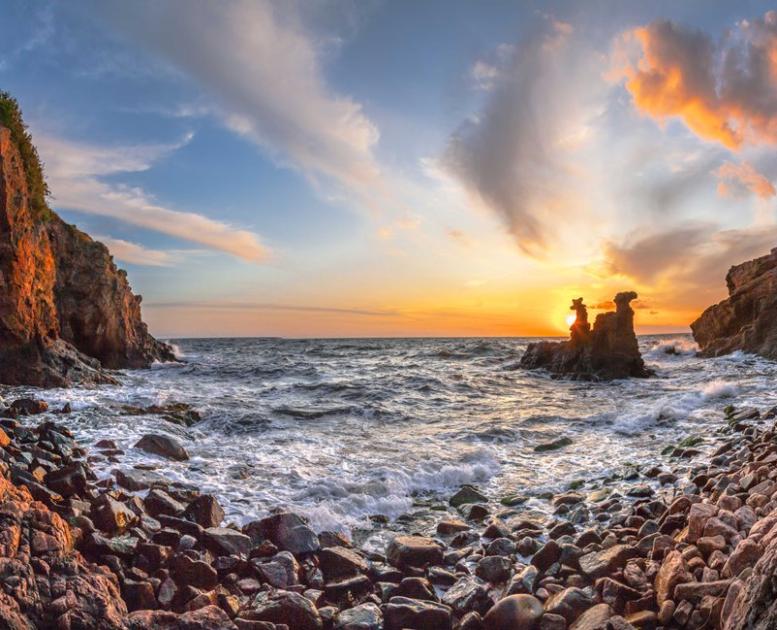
[{"xmin": 0, "ymin": 91, "xmax": 54, "ymax": 221}]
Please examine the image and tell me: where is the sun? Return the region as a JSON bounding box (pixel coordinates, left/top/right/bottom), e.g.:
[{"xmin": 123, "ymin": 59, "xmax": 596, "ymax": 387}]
[{"xmin": 565, "ymin": 313, "xmax": 577, "ymax": 327}]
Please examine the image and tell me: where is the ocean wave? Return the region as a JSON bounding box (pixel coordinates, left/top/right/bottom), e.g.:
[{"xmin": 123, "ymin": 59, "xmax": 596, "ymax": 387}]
[
  {"xmin": 701, "ymin": 379, "xmax": 738, "ymax": 399},
  {"xmin": 644, "ymin": 337, "xmax": 698, "ymax": 359}
]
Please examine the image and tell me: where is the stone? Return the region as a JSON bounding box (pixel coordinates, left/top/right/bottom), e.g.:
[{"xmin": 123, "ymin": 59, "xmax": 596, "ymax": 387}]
[
  {"xmin": 91, "ymin": 494, "xmax": 138, "ymax": 534},
  {"xmin": 725, "ymin": 539, "xmax": 763, "ymax": 577},
  {"xmin": 544, "ymin": 587, "xmax": 594, "ymax": 624},
  {"xmin": 687, "ymin": 503, "xmax": 717, "ymax": 543},
  {"xmin": 506, "ymin": 565, "xmax": 539, "ymax": 595},
  {"xmin": 184, "ymin": 494, "xmax": 225, "ymax": 528},
  {"xmin": 114, "ymin": 468, "xmax": 169, "ymax": 492},
  {"xmin": 387, "ymin": 535, "xmax": 444, "ymax": 569},
  {"xmin": 249, "ymin": 589, "xmax": 322, "ymax": 630},
  {"xmin": 170, "ymin": 554, "xmax": 218, "ymax": 590},
  {"xmin": 483, "ymin": 594, "xmax": 544, "ymax": 630},
  {"xmin": 568, "ymin": 603, "xmax": 614, "ymax": 629},
  {"xmin": 319, "ymin": 546, "xmax": 369, "ymax": 581},
  {"xmin": 144, "ymin": 489, "xmax": 186, "ymax": 517},
  {"xmin": 204, "ymin": 527, "xmax": 252, "ymax": 557},
  {"xmin": 450, "ymin": 484, "xmax": 489, "ymax": 507},
  {"xmin": 335, "ymin": 602, "xmax": 382, "ymax": 630},
  {"xmin": 384, "ymin": 596, "xmax": 452, "ymax": 630},
  {"xmin": 44, "ymin": 462, "xmax": 88, "ymax": 497},
  {"xmin": 441, "ymin": 576, "xmax": 490, "ymax": 615},
  {"xmin": 674, "ymin": 579, "xmax": 732, "ymax": 603},
  {"xmin": 532, "ymin": 540, "xmax": 561, "ymax": 572},
  {"xmin": 248, "ymin": 512, "xmax": 320, "ymax": 555},
  {"xmin": 654, "ymin": 550, "xmax": 689, "ymax": 606},
  {"xmin": 253, "ymin": 551, "xmax": 300, "ymax": 589},
  {"xmin": 476, "ymin": 555, "xmax": 513, "ymax": 583},
  {"xmin": 134, "ymin": 434, "xmax": 189, "ymax": 461},
  {"xmin": 520, "ymin": 292, "xmax": 651, "ymax": 380},
  {"xmin": 579, "ymin": 544, "xmax": 638, "ymax": 579}
]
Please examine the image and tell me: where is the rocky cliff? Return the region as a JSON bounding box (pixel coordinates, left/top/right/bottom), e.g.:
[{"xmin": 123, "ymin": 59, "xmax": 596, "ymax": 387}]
[
  {"xmin": 0, "ymin": 105, "xmax": 173, "ymax": 386},
  {"xmin": 691, "ymin": 248, "xmax": 777, "ymax": 360},
  {"xmin": 520, "ymin": 292, "xmax": 652, "ymax": 380}
]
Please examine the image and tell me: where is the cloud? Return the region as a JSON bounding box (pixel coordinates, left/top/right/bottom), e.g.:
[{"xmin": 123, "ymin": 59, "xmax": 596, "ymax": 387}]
[
  {"xmin": 94, "ymin": 235, "xmax": 177, "ymax": 267},
  {"xmin": 145, "ymin": 300, "xmax": 398, "ymax": 318},
  {"xmin": 603, "ymin": 224, "xmax": 714, "ymax": 282},
  {"xmin": 616, "ymin": 11, "xmax": 777, "ymax": 149},
  {"xmin": 36, "ymin": 132, "xmax": 269, "ymax": 261},
  {"xmin": 716, "ymin": 161, "xmax": 776, "ymax": 199},
  {"xmin": 441, "ymin": 18, "xmax": 601, "ymax": 255},
  {"xmin": 602, "ymin": 223, "xmax": 777, "ymax": 306},
  {"xmin": 93, "ymin": 0, "xmax": 380, "ymax": 195}
]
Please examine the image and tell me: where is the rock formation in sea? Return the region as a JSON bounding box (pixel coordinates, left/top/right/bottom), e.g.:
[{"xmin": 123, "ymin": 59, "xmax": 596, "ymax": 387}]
[
  {"xmin": 0, "ymin": 94, "xmax": 173, "ymax": 386},
  {"xmin": 520, "ymin": 292, "xmax": 651, "ymax": 380},
  {"xmin": 692, "ymin": 247, "xmax": 777, "ymax": 360}
]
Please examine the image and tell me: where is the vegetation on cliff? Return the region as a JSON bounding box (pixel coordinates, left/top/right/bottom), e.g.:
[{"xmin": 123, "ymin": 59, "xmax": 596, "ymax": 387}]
[{"xmin": 0, "ymin": 91, "xmax": 51, "ymax": 220}]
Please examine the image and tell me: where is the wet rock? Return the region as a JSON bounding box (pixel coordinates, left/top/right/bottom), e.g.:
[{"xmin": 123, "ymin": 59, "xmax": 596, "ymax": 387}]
[
  {"xmin": 184, "ymin": 494, "xmax": 225, "ymax": 529},
  {"xmin": 249, "ymin": 512, "xmax": 320, "ymax": 555},
  {"xmin": 170, "ymin": 553, "xmax": 218, "ymax": 590},
  {"xmin": 145, "ymin": 488, "xmax": 186, "ymax": 517},
  {"xmin": 568, "ymin": 603, "xmax": 614, "ymax": 629},
  {"xmin": 91, "ymin": 494, "xmax": 138, "ymax": 534},
  {"xmin": 535, "ymin": 437, "xmax": 573, "ymax": 452},
  {"xmin": 384, "ymin": 596, "xmax": 452, "ymax": 630},
  {"xmin": 44, "ymin": 462, "xmax": 87, "ymax": 497},
  {"xmin": 654, "ymin": 550, "xmax": 689, "ymax": 606},
  {"xmin": 450, "ymin": 484, "xmax": 489, "ymax": 507},
  {"xmin": 114, "ymin": 468, "xmax": 169, "ymax": 492},
  {"xmin": 476, "ymin": 555, "xmax": 513, "ymax": 583},
  {"xmin": 544, "ymin": 587, "xmax": 594, "ymax": 624},
  {"xmin": 387, "ymin": 535, "xmax": 444, "ymax": 569},
  {"xmin": 204, "ymin": 526, "xmax": 252, "ymax": 557},
  {"xmin": 532, "ymin": 540, "xmax": 561, "ymax": 572},
  {"xmin": 10, "ymin": 399, "xmax": 48, "ymax": 416},
  {"xmin": 506, "ymin": 565, "xmax": 539, "ymax": 595},
  {"xmin": 319, "ymin": 546, "xmax": 369, "ymax": 581},
  {"xmin": 725, "ymin": 539, "xmax": 764, "ymax": 577},
  {"xmin": 335, "ymin": 602, "xmax": 382, "ymax": 630},
  {"xmin": 579, "ymin": 544, "xmax": 638, "ymax": 579},
  {"xmin": 441, "ymin": 576, "xmax": 490, "ymax": 616},
  {"xmin": 483, "ymin": 594, "xmax": 544, "ymax": 630},
  {"xmin": 437, "ymin": 519, "xmax": 470, "ymax": 535},
  {"xmin": 253, "ymin": 551, "xmax": 300, "ymax": 589},
  {"xmin": 134, "ymin": 434, "xmax": 189, "ymax": 461}
]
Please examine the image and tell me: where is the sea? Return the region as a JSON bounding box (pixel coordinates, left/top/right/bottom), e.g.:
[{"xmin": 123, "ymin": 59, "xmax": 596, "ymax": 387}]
[{"xmin": 2, "ymin": 335, "xmax": 774, "ymax": 549}]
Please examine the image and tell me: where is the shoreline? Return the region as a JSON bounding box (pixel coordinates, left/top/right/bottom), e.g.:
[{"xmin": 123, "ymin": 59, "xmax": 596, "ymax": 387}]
[{"xmin": 0, "ymin": 394, "xmax": 774, "ymax": 628}]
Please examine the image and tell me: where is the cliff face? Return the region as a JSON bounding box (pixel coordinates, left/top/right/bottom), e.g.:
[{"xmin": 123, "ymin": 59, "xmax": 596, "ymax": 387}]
[
  {"xmin": 0, "ymin": 125, "xmax": 173, "ymax": 386},
  {"xmin": 520, "ymin": 292, "xmax": 652, "ymax": 380},
  {"xmin": 691, "ymin": 248, "xmax": 777, "ymax": 359}
]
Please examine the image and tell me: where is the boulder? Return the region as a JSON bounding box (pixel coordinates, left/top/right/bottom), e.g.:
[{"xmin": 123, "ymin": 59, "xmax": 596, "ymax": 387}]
[
  {"xmin": 247, "ymin": 512, "xmax": 320, "ymax": 555},
  {"xmin": 484, "ymin": 594, "xmax": 544, "ymax": 630},
  {"xmin": 184, "ymin": 494, "xmax": 225, "ymax": 528},
  {"xmin": 520, "ymin": 293, "xmax": 651, "ymax": 380},
  {"xmin": 387, "ymin": 535, "xmax": 444, "ymax": 569},
  {"xmin": 249, "ymin": 590, "xmax": 323, "ymax": 630},
  {"xmin": 384, "ymin": 596, "xmax": 452, "ymax": 630},
  {"xmin": 134, "ymin": 434, "xmax": 189, "ymax": 461}
]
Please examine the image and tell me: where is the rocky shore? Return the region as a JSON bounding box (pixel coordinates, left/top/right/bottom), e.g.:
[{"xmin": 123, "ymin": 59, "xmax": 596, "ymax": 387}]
[{"xmin": 1, "ymin": 395, "xmax": 777, "ymax": 629}]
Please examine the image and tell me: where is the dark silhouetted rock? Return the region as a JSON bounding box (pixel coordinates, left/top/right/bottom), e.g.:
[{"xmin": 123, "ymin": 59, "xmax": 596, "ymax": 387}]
[{"xmin": 520, "ymin": 293, "xmax": 651, "ymax": 380}]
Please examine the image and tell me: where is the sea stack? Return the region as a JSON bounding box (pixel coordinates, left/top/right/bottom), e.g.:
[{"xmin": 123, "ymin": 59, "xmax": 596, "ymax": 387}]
[
  {"xmin": 0, "ymin": 96, "xmax": 173, "ymax": 386},
  {"xmin": 520, "ymin": 291, "xmax": 651, "ymax": 380},
  {"xmin": 692, "ymin": 247, "xmax": 777, "ymax": 360}
]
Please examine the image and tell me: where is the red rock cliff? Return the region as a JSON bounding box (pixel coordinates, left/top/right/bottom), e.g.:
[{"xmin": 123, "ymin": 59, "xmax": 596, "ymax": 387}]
[
  {"xmin": 0, "ymin": 124, "xmax": 173, "ymax": 386},
  {"xmin": 691, "ymin": 248, "xmax": 777, "ymax": 359}
]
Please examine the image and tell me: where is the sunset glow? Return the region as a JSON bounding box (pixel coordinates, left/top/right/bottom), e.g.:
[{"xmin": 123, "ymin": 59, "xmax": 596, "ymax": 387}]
[{"xmin": 3, "ymin": 3, "xmax": 776, "ymax": 338}]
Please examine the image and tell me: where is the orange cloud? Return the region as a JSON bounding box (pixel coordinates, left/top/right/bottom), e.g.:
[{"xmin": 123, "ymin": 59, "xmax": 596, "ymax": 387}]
[
  {"xmin": 619, "ymin": 12, "xmax": 777, "ymax": 149},
  {"xmin": 716, "ymin": 161, "xmax": 776, "ymax": 199}
]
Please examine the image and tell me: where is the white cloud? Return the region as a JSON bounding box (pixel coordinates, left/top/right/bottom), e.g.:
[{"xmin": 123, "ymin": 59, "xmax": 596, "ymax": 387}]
[
  {"xmin": 94, "ymin": 0, "xmax": 381, "ymax": 194},
  {"xmin": 94, "ymin": 235, "xmax": 176, "ymax": 267},
  {"xmin": 36, "ymin": 133, "xmax": 269, "ymax": 261}
]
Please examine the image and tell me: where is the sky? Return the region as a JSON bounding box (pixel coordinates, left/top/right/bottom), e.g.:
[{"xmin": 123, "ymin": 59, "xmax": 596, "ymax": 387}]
[{"xmin": 1, "ymin": 0, "xmax": 776, "ymax": 338}]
